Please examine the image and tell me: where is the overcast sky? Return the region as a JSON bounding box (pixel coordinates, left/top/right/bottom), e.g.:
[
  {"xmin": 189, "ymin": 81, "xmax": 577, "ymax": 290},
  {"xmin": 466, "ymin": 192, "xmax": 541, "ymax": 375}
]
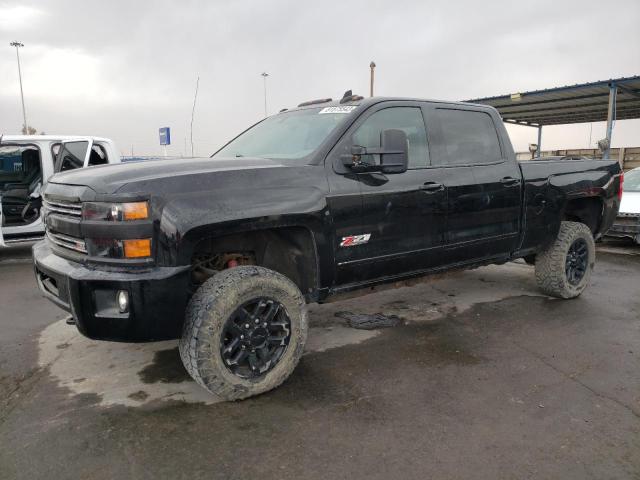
[{"xmin": 1, "ymin": 0, "xmax": 639, "ymax": 156}]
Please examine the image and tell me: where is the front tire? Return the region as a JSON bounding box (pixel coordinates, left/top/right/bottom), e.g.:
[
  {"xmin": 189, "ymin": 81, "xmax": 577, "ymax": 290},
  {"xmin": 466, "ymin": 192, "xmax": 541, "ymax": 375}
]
[
  {"xmin": 179, "ymin": 266, "xmax": 308, "ymax": 400},
  {"xmin": 534, "ymin": 221, "xmax": 595, "ymax": 299}
]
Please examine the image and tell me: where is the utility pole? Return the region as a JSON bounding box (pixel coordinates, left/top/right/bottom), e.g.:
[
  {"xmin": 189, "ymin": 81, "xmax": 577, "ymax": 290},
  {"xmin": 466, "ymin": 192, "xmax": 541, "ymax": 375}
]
[
  {"xmin": 10, "ymin": 41, "xmax": 28, "ymax": 134},
  {"xmin": 369, "ymin": 61, "xmax": 376, "ymax": 97},
  {"xmin": 261, "ymin": 72, "xmax": 269, "ymax": 117}
]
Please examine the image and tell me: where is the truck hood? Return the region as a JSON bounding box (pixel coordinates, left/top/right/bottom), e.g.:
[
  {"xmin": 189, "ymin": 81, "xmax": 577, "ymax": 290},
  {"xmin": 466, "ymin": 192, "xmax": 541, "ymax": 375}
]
[
  {"xmin": 620, "ymin": 191, "xmax": 640, "ymax": 215},
  {"xmin": 48, "ymin": 156, "xmax": 286, "ymax": 194}
]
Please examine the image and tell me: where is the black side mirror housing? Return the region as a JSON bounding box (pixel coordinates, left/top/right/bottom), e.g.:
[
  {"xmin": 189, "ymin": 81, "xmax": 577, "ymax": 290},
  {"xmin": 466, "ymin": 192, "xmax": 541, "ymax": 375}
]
[
  {"xmin": 379, "ymin": 129, "xmax": 408, "ymax": 174},
  {"xmin": 341, "ymin": 129, "xmax": 409, "ymax": 174}
]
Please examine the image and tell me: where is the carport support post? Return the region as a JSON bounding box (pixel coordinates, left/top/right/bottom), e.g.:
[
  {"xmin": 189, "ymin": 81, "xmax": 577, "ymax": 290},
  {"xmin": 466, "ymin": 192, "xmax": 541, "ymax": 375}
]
[
  {"xmin": 604, "ymin": 82, "xmax": 617, "ymax": 160},
  {"xmin": 536, "ymin": 126, "xmax": 542, "ymax": 158}
]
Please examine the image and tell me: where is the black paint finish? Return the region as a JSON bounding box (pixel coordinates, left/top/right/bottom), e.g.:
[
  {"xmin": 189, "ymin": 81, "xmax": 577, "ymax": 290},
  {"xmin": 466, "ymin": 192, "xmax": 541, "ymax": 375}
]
[{"xmin": 32, "ymin": 97, "xmax": 622, "ymax": 342}]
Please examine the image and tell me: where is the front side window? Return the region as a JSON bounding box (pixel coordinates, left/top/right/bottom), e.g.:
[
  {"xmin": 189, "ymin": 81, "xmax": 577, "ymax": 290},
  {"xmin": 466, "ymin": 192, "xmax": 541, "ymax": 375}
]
[
  {"xmin": 434, "ymin": 109, "xmax": 502, "ymax": 165},
  {"xmin": 352, "ymin": 107, "xmax": 429, "ymax": 168},
  {"xmin": 214, "ymin": 107, "xmax": 353, "ymax": 161}
]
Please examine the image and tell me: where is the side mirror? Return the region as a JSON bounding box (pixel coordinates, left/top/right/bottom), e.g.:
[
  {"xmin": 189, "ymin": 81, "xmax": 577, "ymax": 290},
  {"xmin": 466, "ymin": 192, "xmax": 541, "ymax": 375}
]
[
  {"xmin": 379, "ymin": 129, "xmax": 408, "ymax": 174},
  {"xmin": 341, "ymin": 129, "xmax": 409, "ymax": 174}
]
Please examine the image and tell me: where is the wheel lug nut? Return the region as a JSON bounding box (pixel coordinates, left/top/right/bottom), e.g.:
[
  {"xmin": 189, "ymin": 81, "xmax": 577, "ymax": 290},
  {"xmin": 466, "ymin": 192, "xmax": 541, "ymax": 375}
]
[
  {"xmin": 240, "ymin": 335, "xmax": 244, "ymax": 339},
  {"xmin": 245, "ymin": 323, "xmax": 250, "ymax": 329},
  {"xmin": 263, "ymin": 322, "xmax": 267, "ymax": 327},
  {"xmin": 255, "ymin": 319, "xmax": 260, "ymax": 324},
  {"xmin": 241, "ymin": 345, "xmax": 246, "ymax": 349}
]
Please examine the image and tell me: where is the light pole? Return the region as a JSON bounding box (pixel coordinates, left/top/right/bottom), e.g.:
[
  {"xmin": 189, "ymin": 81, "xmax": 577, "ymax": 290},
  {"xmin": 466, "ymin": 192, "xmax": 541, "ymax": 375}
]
[
  {"xmin": 369, "ymin": 61, "xmax": 376, "ymax": 97},
  {"xmin": 10, "ymin": 41, "xmax": 28, "ymax": 134},
  {"xmin": 261, "ymin": 72, "xmax": 269, "ymax": 117}
]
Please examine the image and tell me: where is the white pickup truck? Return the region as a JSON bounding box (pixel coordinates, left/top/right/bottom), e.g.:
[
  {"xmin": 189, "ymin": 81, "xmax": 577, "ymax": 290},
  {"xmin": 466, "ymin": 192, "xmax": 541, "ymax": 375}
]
[{"xmin": 0, "ymin": 135, "xmax": 121, "ymax": 247}]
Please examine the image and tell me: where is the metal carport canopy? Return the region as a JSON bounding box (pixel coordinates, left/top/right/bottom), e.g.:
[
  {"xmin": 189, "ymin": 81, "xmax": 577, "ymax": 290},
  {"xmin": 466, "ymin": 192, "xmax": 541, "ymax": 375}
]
[
  {"xmin": 465, "ymin": 75, "xmax": 640, "ymax": 127},
  {"xmin": 465, "ymin": 75, "xmax": 640, "ymax": 159}
]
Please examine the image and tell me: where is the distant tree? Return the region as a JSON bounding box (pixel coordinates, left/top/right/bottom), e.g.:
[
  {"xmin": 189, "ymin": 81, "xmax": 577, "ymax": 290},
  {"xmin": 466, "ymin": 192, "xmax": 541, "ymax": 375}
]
[{"xmin": 21, "ymin": 125, "xmax": 37, "ymax": 135}]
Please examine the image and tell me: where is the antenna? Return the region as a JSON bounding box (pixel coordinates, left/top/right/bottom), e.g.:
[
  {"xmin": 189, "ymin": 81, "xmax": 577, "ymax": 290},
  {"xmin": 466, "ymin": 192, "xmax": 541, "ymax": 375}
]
[{"xmin": 190, "ymin": 76, "xmax": 200, "ymax": 157}]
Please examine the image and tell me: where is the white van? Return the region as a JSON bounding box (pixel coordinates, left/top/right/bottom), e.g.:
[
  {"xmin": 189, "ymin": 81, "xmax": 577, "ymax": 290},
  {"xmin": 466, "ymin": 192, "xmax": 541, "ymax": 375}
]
[{"xmin": 0, "ymin": 135, "xmax": 121, "ymax": 247}]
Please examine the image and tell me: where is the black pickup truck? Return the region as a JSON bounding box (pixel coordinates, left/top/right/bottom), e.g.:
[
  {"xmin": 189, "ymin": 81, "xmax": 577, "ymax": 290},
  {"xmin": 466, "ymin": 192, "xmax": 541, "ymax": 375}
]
[{"xmin": 33, "ymin": 93, "xmax": 623, "ymax": 400}]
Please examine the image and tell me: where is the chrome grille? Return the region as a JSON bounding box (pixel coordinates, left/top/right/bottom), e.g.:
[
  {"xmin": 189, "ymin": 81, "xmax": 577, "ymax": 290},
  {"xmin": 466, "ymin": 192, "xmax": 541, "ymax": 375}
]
[
  {"xmin": 47, "ymin": 231, "xmax": 87, "ymax": 254},
  {"xmin": 43, "ymin": 199, "xmax": 82, "ymax": 218}
]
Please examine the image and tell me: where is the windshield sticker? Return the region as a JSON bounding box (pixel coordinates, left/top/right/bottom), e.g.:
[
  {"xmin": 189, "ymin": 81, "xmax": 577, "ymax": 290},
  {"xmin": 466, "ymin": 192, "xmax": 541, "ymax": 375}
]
[{"xmin": 319, "ymin": 106, "xmax": 357, "ymax": 115}]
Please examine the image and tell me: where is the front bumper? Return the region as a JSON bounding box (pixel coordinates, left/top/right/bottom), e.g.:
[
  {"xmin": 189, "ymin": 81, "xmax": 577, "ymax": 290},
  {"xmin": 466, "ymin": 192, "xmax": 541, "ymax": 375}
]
[
  {"xmin": 33, "ymin": 240, "xmax": 191, "ymax": 342},
  {"xmin": 605, "ymin": 213, "xmax": 640, "ymax": 242}
]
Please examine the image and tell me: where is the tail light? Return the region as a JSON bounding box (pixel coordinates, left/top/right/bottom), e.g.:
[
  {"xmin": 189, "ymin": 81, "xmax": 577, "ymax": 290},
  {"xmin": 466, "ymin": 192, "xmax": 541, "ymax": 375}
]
[{"xmin": 618, "ymin": 171, "xmax": 624, "ymax": 201}]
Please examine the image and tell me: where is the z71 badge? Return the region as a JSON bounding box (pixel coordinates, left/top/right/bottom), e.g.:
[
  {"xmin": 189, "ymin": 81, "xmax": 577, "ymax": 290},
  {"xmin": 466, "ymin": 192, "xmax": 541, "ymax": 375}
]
[{"xmin": 340, "ymin": 234, "xmax": 371, "ymax": 247}]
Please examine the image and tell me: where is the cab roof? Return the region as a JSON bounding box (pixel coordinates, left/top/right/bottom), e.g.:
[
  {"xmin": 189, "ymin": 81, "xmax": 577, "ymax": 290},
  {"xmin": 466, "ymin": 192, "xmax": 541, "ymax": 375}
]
[
  {"xmin": 0, "ymin": 135, "xmax": 113, "ymax": 143},
  {"xmin": 285, "ymin": 95, "xmax": 497, "ymax": 114}
]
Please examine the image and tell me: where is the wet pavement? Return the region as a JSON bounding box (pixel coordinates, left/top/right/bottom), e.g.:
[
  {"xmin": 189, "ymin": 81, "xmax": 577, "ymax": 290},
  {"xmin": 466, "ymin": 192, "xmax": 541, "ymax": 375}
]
[{"xmin": 1, "ymin": 242, "xmax": 639, "ymax": 479}]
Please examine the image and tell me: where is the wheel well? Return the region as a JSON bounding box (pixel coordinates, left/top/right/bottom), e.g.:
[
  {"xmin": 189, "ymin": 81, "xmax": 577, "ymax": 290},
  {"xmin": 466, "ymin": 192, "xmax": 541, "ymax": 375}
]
[
  {"xmin": 563, "ymin": 197, "xmax": 603, "ymax": 233},
  {"xmin": 189, "ymin": 227, "xmax": 318, "ymax": 297}
]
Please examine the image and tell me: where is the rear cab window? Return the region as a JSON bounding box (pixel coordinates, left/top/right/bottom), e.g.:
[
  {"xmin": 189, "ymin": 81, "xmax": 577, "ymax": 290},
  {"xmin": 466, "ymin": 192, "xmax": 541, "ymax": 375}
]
[{"xmin": 433, "ymin": 108, "xmax": 502, "ymax": 166}]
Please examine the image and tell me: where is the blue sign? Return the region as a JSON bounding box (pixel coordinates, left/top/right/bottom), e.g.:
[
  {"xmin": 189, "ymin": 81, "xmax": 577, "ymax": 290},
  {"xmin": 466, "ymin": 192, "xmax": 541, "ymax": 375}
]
[{"xmin": 159, "ymin": 127, "xmax": 171, "ymax": 145}]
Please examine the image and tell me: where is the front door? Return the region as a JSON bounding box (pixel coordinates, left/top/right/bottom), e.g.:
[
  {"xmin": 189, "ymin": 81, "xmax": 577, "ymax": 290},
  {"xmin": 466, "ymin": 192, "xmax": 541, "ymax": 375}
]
[{"xmin": 328, "ymin": 102, "xmax": 447, "ymax": 284}]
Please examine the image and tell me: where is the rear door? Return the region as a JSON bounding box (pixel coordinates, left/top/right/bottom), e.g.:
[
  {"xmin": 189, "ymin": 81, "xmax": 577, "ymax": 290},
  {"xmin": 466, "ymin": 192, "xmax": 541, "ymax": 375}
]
[{"xmin": 429, "ymin": 106, "xmax": 522, "ymax": 262}]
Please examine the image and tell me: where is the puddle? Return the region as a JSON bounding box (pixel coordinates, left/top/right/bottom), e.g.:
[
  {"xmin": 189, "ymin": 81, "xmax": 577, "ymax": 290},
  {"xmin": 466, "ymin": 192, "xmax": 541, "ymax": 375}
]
[{"xmin": 138, "ymin": 347, "xmax": 191, "ymax": 384}]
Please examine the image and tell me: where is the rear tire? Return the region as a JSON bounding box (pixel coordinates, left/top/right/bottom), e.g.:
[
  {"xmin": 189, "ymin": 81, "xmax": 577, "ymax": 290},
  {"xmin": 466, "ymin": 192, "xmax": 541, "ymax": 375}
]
[
  {"xmin": 534, "ymin": 221, "xmax": 595, "ymax": 299},
  {"xmin": 179, "ymin": 266, "xmax": 308, "ymax": 400}
]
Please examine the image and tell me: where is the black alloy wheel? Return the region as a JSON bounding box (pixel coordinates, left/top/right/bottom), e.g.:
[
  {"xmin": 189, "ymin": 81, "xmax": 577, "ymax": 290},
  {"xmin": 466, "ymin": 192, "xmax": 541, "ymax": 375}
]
[
  {"xmin": 220, "ymin": 297, "xmax": 292, "ymax": 379},
  {"xmin": 565, "ymin": 238, "xmax": 589, "ymax": 286}
]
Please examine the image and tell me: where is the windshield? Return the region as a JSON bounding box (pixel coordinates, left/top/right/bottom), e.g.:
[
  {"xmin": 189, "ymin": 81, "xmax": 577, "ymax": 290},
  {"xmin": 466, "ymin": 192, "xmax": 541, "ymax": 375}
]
[
  {"xmin": 213, "ymin": 106, "xmax": 355, "ymax": 161},
  {"xmin": 625, "ymin": 169, "xmax": 640, "ymax": 192}
]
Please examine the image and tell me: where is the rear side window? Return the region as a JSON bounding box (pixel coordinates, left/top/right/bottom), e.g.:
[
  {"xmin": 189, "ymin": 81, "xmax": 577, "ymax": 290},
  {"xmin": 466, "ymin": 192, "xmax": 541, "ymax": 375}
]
[
  {"xmin": 88, "ymin": 144, "xmax": 108, "ymax": 166},
  {"xmin": 434, "ymin": 109, "xmax": 502, "ymax": 165},
  {"xmin": 352, "ymin": 107, "xmax": 430, "ymax": 168}
]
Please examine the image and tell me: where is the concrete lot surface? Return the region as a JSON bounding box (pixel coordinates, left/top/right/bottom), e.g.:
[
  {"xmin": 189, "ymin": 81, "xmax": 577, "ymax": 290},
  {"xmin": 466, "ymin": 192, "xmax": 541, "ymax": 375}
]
[{"xmin": 1, "ymin": 243, "xmax": 639, "ymax": 479}]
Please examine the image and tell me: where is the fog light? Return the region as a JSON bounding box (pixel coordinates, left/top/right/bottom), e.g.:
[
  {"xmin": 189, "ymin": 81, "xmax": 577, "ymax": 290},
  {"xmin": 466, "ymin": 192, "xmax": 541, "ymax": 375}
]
[{"xmin": 117, "ymin": 290, "xmax": 129, "ymax": 313}]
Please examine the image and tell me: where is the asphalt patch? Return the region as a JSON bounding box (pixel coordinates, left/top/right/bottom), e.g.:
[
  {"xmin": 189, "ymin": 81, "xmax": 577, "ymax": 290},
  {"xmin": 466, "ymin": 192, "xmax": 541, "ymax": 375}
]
[{"xmin": 335, "ymin": 311, "xmax": 402, "ymax": 330}]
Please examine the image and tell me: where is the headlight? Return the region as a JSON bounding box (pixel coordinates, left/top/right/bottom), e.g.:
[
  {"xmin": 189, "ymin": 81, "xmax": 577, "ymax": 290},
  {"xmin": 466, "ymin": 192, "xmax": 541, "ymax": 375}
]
[
  {"xmin": 86, "ymin": 238, "xmax": 152, "ymax": 259},
  {"xmin": 82, "ymin": 201, "xmax": 149, "ymax": 221}
]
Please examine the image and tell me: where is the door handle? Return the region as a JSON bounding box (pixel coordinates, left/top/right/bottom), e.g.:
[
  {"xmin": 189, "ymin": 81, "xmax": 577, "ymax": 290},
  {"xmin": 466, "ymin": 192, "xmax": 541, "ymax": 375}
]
[
  {"xmin": 500, "ymin": 176, "xmax": 520, "ymax": 186},
  {"xmin": 420, "ymin": 182, "xmax": 444, "ymax": 193}
]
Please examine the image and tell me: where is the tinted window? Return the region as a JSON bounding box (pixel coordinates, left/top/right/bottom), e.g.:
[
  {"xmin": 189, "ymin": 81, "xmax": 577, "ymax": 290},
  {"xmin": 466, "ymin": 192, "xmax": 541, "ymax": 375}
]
[
  {"xmin": 352, "ymin": 107, "xmax": 429, "ymax": 168},
  {"xmin": 435, "ymin": 109, "xmax": 502, "ymax": 165},
  {"xmin": 55, "ymin": 141, "xmax": 89, "ymax": 172}
]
